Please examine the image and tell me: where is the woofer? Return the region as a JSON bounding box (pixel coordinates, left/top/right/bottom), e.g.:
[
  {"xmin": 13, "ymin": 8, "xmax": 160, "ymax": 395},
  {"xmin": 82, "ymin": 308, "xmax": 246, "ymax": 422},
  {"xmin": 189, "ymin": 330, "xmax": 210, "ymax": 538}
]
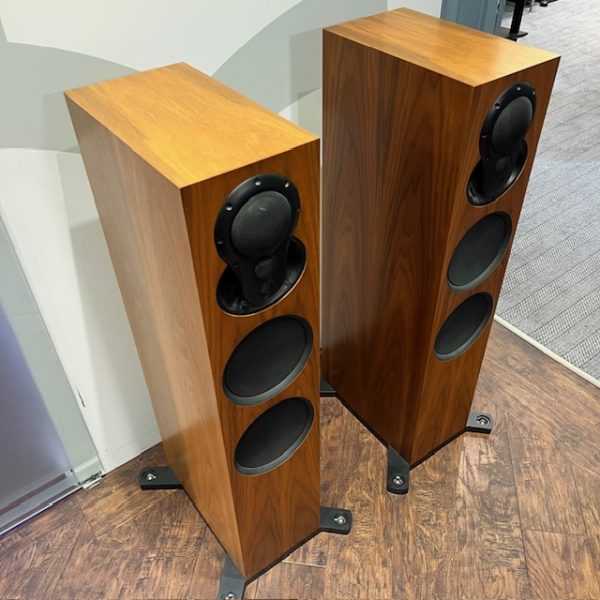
[
  {"xmin": 223, "ymin": 316, "xmax": 313, "ymax": 406},
  {"xmin": 447, "ymin": 213, "xmax": 512, "ymax": 291},
  {"xmin": 235, "ymin": 397, "xmax": 314, "ymax": 475},
  {"xmin": 435, "ymin": 293, "xmax": 493, "ymax": 361}
]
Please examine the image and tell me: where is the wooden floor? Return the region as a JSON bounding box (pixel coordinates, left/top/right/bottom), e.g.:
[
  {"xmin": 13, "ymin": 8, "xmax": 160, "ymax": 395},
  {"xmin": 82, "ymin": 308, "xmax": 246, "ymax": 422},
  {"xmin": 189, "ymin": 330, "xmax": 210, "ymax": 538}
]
[{"xmin": 1, "ymin": 323, "xmax": 599, "ymax": 599}]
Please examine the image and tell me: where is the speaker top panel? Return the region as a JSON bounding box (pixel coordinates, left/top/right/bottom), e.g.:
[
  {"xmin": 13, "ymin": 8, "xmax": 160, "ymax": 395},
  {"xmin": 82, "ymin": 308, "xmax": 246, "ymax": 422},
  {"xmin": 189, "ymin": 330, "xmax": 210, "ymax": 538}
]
[
  {"xmin": 65, "ymin": 63, "xmax": 318, "ymax": 188},
  {"xmin": 325, "ymin": 8, "xmax": 559, "ymax": 87}
]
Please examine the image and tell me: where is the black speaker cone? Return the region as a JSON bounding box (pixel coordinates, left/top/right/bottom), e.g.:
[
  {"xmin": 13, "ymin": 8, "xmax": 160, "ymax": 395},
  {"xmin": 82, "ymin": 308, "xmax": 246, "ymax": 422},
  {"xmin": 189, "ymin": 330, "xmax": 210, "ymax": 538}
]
[
  {"xmin": 215, "ymin": 174, "xmax": 304, "ymax": 312},
  {"xmin": 467, "ymin": 82, "xmax": 535, "ymax": 206},
  {"xmin": 491, "ymin": 96, "xmax": 534, "ymax": 155},
  {"xmin": 230, "ymin": 191, "xmax": 293, "ymax": 258},
  {"xmin": 223, "ymin": 315, "xmax": 313, "ymax": 406},
  {"xmin": 234, "ymin": 397, "xmax": 314, "ymax": 475},
  {"xmin": 447, "ymin": 213, "xmax": 512, "ymax": 291},
  {"xmin": 434, "ymin": 293, "xmax": 493, "ymax": 361}
]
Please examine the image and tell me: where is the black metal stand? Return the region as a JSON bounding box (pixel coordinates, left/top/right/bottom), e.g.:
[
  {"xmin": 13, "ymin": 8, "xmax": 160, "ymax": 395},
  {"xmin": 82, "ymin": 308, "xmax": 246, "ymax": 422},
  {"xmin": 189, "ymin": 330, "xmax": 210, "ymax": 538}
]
[
  {"xmin": 502, "ymin": 0, "xmax": 528, "ymax": 40},
  {"xmin": 319, "ymin": 505, "xmax": 353, "ymax": 534},
  {"xmin": 386, "ymin": 445, "xmax": 410, "ymax": 495},
  {"xmin": 217, "ymin": 556, "xmax": 245, "ymax": 600},
  {"xmin": 465, "ymin": 411, "xmax": 494, "ymax": 434},
  {"xmin": 139, "ymin": 466, "xmax": 183, "ymax": 489},
  {"xmin": 319, "ymin": 382, "xmax": 494, "ymax": 496},
  {"xmin": 139, "ymin": 467, "xmax": 352, "ymax": 600},
  {"xmin": 385, "ymin": 410, "xmax": 494, "ymax": 495},
  {"xmin": 216, "ymin": 506, "xmax": 351, "ymax": 600}
]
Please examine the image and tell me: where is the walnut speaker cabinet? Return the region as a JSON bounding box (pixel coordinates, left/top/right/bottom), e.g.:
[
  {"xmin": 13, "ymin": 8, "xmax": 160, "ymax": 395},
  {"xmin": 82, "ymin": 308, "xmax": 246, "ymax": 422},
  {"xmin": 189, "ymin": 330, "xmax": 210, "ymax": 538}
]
[
  {"xmin": 65, "ymin": 63, "xmax": 346, "ymax": 588},
  {"xmin": 322, "ymin": 10, "xmax": 559, "ymax": 487}
]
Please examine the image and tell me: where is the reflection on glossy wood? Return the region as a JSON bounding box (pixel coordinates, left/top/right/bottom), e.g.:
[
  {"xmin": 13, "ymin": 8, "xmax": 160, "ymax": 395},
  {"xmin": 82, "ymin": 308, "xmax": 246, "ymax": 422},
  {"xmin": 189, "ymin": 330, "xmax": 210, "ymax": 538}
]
[{"xmin": 1, "ymin": 324, "xmax": 599, "ymax": 599}]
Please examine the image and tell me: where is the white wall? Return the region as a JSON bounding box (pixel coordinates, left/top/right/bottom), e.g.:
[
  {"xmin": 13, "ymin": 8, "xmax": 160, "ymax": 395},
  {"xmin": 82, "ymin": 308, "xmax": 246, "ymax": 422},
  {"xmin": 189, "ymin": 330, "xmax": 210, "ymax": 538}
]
[
  {"xmin": 388, "ymin": 0, "xmax": 441, "ymax": 14},
  {"xmin": 0, "ymin": 150, "xmax": 158, "ymax": 470},
  {"xmin": 0, "ymin": 0, "xmax": 442, "ymax": 472}
]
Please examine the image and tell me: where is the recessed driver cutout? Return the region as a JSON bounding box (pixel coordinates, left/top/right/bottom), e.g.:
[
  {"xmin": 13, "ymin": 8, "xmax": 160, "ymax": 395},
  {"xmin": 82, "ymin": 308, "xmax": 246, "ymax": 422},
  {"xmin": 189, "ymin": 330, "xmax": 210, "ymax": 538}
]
[
  {"xmin": 435, "ymin": 294, "xmax": 493, "ymax": 361},
  {"xmin": 234, "ymin": 398, "xmax": 314, "ymax": 475}
]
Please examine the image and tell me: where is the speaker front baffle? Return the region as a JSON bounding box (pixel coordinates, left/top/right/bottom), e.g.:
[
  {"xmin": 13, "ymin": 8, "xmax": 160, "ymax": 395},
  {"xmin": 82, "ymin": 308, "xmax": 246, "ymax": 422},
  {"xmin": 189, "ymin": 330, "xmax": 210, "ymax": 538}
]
[
  {"xmin": 322, "ymin": 9, "xmax": 559, "ymax": 494},
  {"xmin": 66, "ymin": 63, "xmax": 351, "ymax": 599}
]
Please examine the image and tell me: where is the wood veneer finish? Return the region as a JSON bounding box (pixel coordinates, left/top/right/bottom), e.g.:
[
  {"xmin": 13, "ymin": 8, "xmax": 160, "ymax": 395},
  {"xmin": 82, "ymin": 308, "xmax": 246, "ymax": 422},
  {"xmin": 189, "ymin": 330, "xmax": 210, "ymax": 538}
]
[
  {"xmin": 322, "ymin": 9, "xmax": 560, "ymax": 465},
  {"xmin": 66, "ymin": 63, "xmax": 321, "ymax": 578}
]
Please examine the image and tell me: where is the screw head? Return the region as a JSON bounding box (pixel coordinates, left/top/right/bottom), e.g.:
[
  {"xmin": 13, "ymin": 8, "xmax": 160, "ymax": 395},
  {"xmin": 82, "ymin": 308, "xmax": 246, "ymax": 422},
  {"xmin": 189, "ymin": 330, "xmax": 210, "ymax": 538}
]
[
  {"xmin": 392, "ymin": 474, "xmax": 405, "ymax": 486},
  {"xmin": 333, "ymin": 514, "xmax": 347, "ymax": 526},
  {"xmin": 144, "ymin": 471, "xmax": 157, "ymax": 481},
  {"xmin": 221, "ymin": 593, "xmax": 237, "ymax": 600},
  {"xmin": 476, "ymin": 415, "xmax": 490, "ymax": 426}
]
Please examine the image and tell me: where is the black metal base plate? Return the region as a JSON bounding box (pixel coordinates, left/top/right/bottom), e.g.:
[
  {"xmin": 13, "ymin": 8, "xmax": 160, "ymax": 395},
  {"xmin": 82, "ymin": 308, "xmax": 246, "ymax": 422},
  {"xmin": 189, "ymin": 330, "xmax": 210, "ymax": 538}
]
[
  {"xmin": 215, "ymin": 505, "xmax": 352, "ymax": 599},
  {"xmin": 138, "ymin": 470, "xmax": 351, "ymax": 599},
  {"xmin": 386, "ymin": 445, "xmax": 410, "ymax": 495},
  {"xmin": 139, "ymin": 466, "xmax": 183, "ymax": 490},
  {"xmin": 385, "ymin": 410, "xmax": 494, "ymax": 495},
  {"xmin": 500, "ymin": 26, "xmax": 529, "ymax": 40},
  {"xmin": 465, "ymin": 411, "xmax": 494, "ymax": 434},
  {"xmin": 217, "ymin": 555, "xmax": 245, "ymax": 600},
  {"xmin": 320, "ymin": 506, "xmax": 352, "ymax": 534}
]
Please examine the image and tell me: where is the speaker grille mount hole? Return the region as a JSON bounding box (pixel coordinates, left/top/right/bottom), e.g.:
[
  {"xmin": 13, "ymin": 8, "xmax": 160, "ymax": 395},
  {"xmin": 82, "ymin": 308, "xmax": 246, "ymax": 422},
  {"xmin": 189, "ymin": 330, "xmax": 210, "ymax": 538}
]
[
  {"xmin": 235, "ymin": 397, "xmax": 314, "ymax": 475},
  {"xmin": 448, "ymin": 213, "xmax": 512, "ymax": 291},
  {"xmin": 223, "ymin": 316, "xmax": 313, "ymax": 406},
  {"xmin": 435, "ymin": 293, "xmax": 493, "ymax": 361}
]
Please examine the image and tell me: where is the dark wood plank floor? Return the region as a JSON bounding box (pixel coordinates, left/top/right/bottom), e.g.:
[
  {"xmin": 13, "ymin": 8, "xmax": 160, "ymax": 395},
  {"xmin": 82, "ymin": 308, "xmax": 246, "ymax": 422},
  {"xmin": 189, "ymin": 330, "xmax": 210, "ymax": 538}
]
[{"xmin": 1, "ymin": 323, "xmax": 599, "ymax": 599}]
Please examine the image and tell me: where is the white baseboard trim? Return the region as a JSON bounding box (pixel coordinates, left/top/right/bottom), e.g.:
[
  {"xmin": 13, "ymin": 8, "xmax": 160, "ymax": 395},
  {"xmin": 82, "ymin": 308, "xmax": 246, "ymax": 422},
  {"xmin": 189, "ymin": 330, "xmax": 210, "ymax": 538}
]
[
  {"xmin": 494, "ymin": 315, "xmax": 600, "ymax": 390},
  {"xmin": 72, "ymin": 456, "xmax": 104, "ymax": 483}
]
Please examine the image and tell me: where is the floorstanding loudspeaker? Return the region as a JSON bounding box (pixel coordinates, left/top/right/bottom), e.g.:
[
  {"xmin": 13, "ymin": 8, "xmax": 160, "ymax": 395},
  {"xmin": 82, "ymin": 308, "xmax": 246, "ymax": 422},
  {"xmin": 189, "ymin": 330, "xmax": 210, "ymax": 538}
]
[
  {"xmin": 322, "ymin": 9, "xmax": 559, "ymax": 490},
  {"xmin": 66, "ymin": 63, "xmax": 351, "ymax": 593}
]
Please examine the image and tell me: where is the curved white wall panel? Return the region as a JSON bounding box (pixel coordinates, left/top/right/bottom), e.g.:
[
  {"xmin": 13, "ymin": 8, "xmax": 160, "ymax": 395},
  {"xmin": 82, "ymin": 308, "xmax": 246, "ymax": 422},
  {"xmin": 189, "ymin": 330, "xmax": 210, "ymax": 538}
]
[
  {"xmin": 0, "ymin": 0, "xmax": 303, "ymax": 73},
  {"xmin": 0, "ymin": 149, "xmax": 159, "ymax": 471},
  {"xmin": 388, "ymin": 0, "xmax": 441, "ymax": 14}
]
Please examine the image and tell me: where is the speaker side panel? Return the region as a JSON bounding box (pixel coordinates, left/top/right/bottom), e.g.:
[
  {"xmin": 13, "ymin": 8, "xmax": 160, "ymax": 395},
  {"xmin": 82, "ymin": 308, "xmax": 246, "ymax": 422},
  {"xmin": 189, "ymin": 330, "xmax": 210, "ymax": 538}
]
[
  {"xmin": 322, "ymin": 31, "xmax": 474, "ymax": 459},
  {"xmin": 410, "ymin": 58, "xmax": 560, "ymax": 464},
  {"xmin": 182, "ymin": 140, "xmax": 321, "ymax": 577},
  {"xmin": 66, "ymin": 100, "xmax": 244, "ymax": 566}
]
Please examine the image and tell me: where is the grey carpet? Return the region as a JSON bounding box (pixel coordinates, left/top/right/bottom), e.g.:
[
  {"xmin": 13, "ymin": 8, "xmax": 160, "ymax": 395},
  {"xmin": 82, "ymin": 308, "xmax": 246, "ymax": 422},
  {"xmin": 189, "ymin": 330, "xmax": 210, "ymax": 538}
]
[{"xmin": 497, "ymin": 0, "xmax": 600, "ymax": 381}]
